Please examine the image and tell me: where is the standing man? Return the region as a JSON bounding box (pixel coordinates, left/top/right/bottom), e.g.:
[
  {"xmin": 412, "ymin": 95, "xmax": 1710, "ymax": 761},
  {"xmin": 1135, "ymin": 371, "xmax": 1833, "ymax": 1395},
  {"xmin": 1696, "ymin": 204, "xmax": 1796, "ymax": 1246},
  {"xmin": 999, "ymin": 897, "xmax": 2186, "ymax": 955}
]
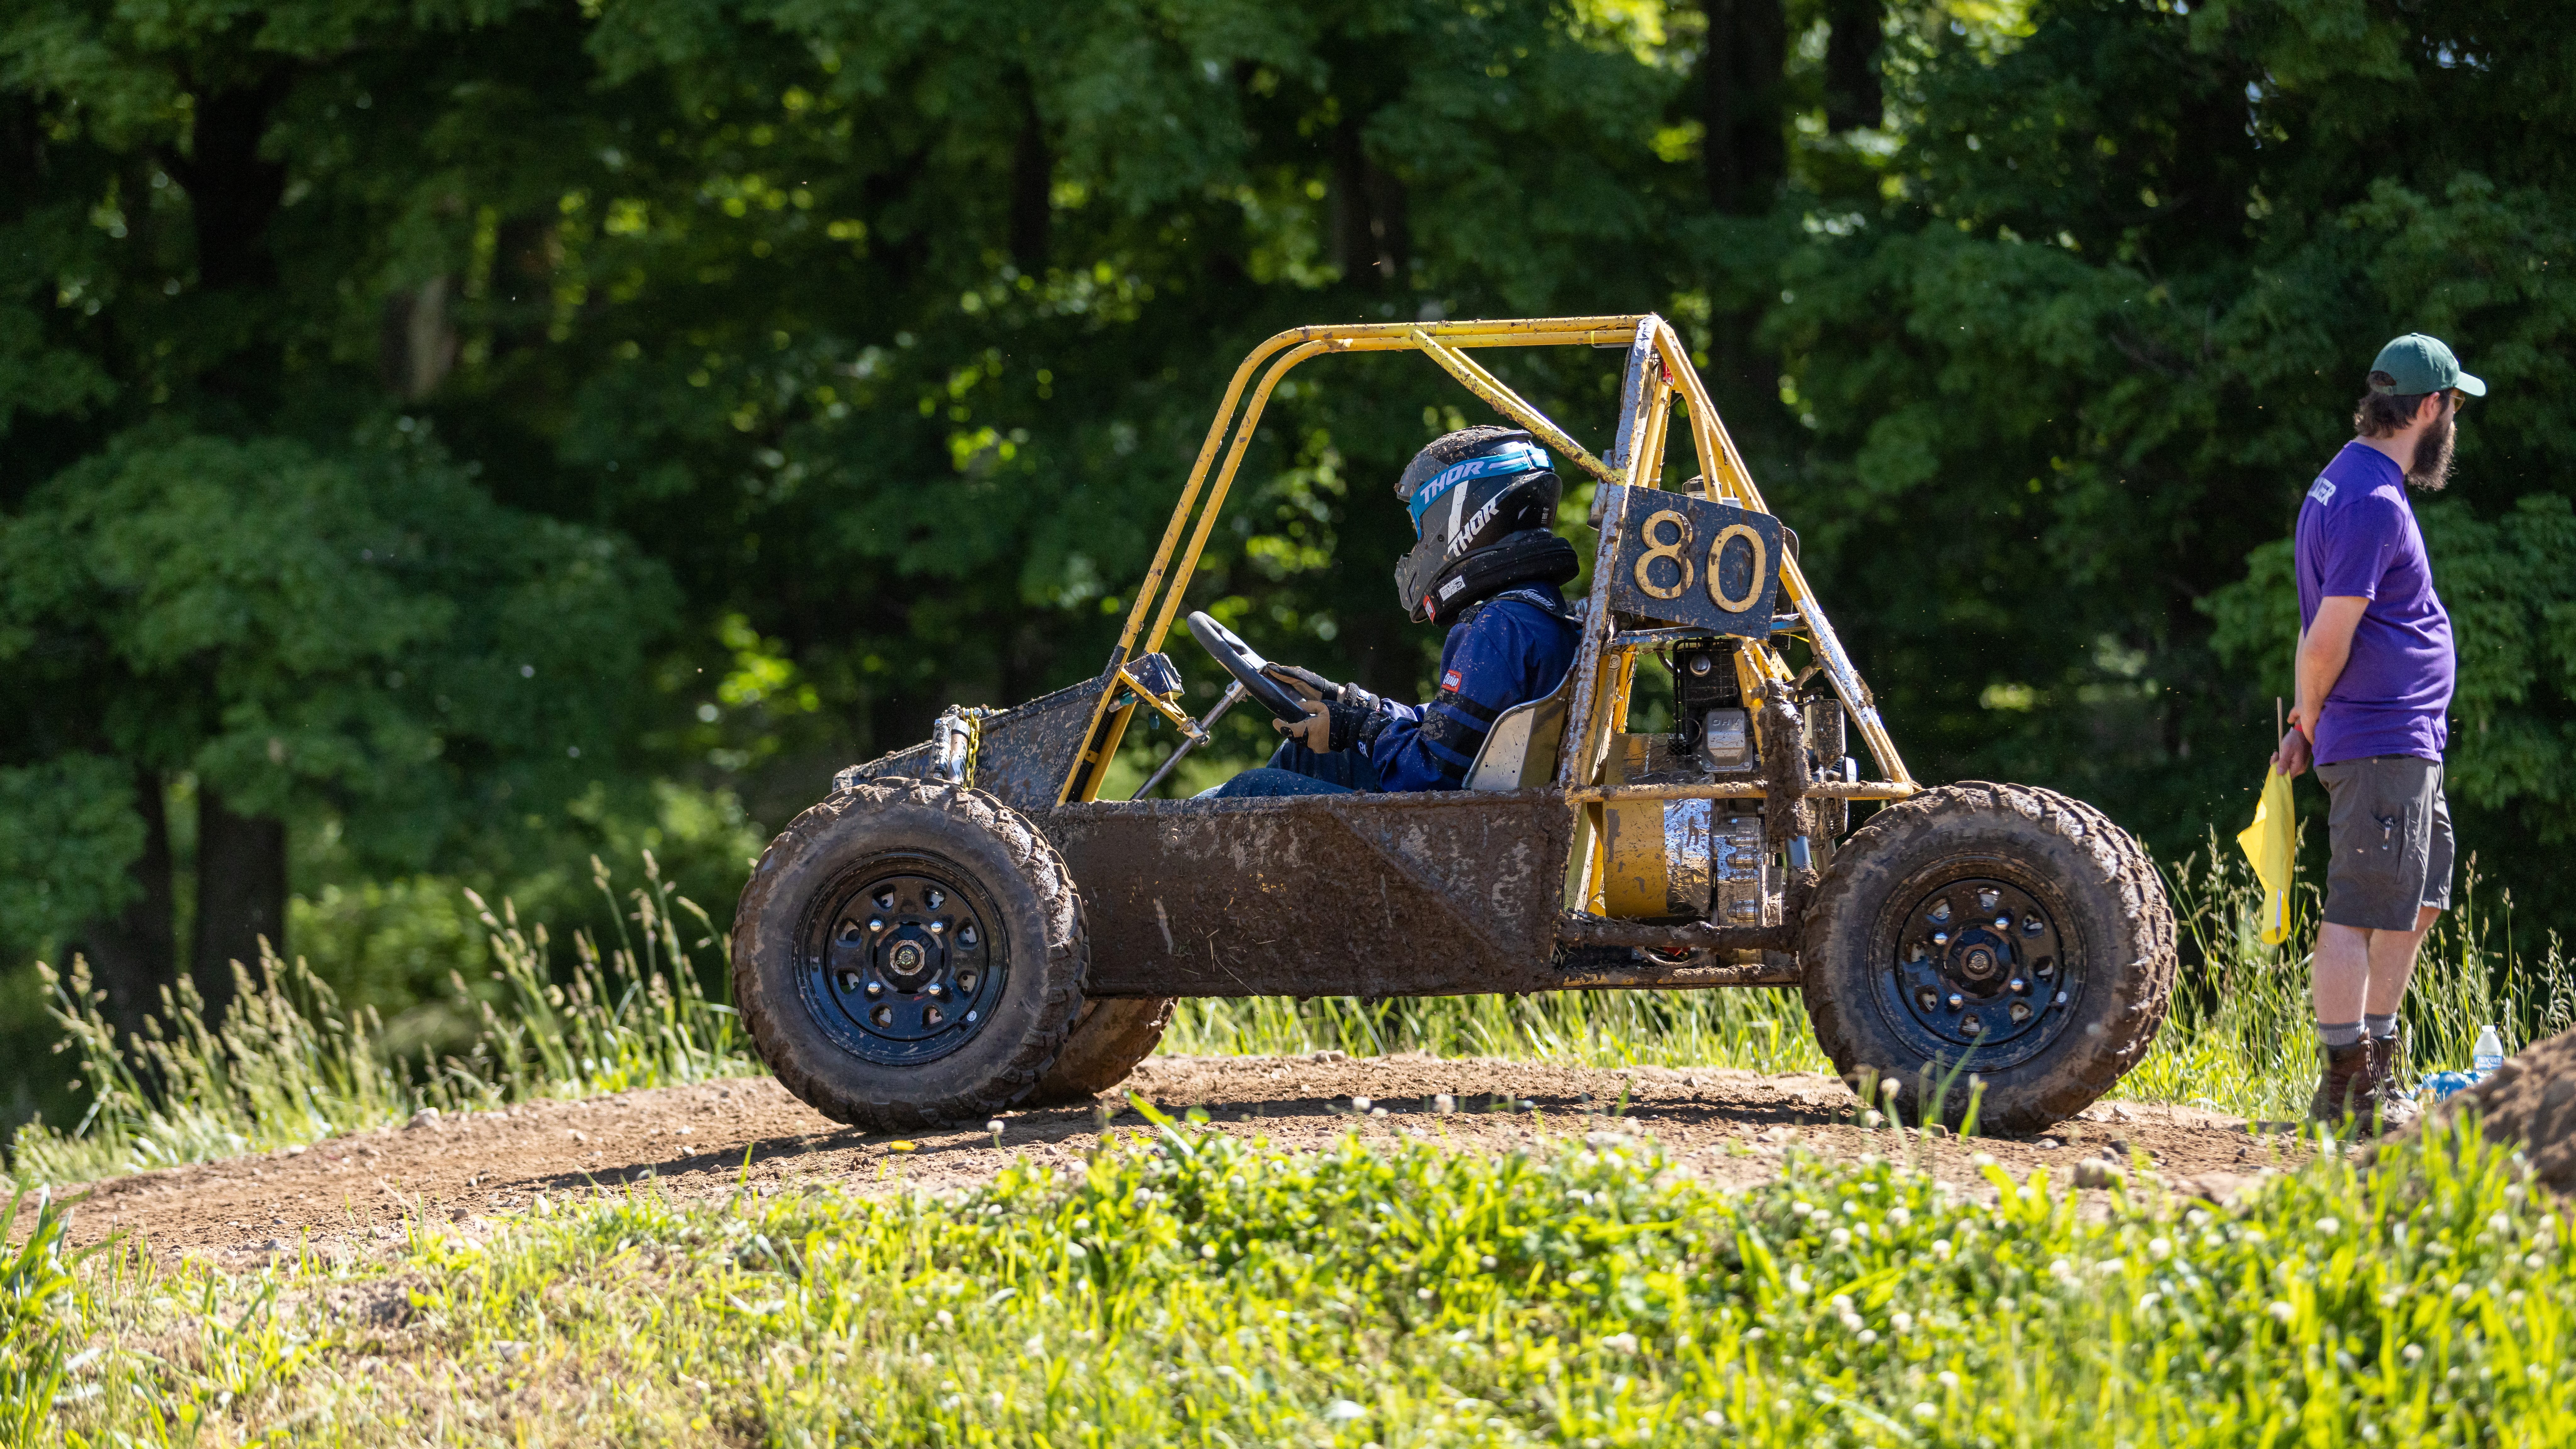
[{"xmin": 2274, "ymin": 333, "xmax": 2483, "ymax": 1131}]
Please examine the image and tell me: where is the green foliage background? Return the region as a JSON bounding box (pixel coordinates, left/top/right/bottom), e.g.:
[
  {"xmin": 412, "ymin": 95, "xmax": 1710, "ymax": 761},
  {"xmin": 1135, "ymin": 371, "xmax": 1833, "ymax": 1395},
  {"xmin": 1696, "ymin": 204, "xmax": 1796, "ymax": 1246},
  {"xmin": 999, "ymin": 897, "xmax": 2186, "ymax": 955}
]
[{"xmin": 3, "ymin": 0, "xmax": 2571, "ymax": 1132}]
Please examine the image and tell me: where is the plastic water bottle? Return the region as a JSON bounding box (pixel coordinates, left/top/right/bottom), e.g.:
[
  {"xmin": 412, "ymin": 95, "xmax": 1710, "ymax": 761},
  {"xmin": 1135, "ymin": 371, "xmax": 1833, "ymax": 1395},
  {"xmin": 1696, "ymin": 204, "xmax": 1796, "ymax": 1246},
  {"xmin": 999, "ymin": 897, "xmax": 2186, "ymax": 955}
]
[{"xmin": 2472, "ymin": 1024, "xmax": 2507, "ymax": 1074}]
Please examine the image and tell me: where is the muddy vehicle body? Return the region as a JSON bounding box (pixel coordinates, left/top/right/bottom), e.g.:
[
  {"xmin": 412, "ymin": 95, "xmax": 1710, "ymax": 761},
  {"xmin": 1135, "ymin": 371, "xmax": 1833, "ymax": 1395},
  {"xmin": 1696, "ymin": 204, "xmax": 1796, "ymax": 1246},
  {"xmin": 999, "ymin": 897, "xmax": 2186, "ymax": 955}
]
[{"xmin": 732, "ymin": 315, "xmax": 2176, "ymax": 1134}]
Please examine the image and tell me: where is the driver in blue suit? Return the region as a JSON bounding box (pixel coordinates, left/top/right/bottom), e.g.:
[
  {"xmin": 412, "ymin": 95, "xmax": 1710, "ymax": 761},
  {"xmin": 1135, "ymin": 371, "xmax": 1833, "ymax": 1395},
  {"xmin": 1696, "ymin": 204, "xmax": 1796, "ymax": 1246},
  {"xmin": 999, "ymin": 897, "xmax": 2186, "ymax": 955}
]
[{"xmin": 1207, "ymin": 427, "xmax": 1582, "ymax": 798}]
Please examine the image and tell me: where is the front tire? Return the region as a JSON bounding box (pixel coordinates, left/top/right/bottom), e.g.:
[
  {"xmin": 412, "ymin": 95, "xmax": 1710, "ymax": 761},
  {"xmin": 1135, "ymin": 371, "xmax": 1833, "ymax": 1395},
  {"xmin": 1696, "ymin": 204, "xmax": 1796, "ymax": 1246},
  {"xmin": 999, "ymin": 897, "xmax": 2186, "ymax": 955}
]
[
  {"xmin": 1800, "ymin": 781, "xmax": 2174, "ymax": 1134},
  {"xmin": 732, "ymin": 778, "xmax": 1088, "ymax": 1130}
]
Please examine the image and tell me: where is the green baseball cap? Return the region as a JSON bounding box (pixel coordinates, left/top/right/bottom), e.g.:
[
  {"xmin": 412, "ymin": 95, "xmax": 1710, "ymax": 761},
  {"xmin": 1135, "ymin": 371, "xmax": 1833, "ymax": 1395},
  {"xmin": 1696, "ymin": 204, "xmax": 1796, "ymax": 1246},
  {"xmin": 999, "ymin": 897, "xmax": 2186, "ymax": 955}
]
[{"xmin": 2370, "ymin": 333, "xmax": 2486, "ymax": 397}]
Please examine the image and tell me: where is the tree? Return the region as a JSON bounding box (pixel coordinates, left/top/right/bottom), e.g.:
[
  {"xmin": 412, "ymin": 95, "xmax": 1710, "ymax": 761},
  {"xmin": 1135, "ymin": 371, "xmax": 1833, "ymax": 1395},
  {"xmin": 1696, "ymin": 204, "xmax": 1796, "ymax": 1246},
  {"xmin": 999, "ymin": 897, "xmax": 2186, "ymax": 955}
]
[
  {"xmin": 0, "ymin": 426, "xmax": 672, "ymax": 1034},
  {"xmin": 13, "ymin": 0, "xmax": 2562, "ymax": 1064},
  {"xmin": 0, "ymin": 0, "xmax": 1712, "ymax": 1032},
  {"xmin": 1762, "ymin": 0, "xmax": 2576, "ymax": 916}
]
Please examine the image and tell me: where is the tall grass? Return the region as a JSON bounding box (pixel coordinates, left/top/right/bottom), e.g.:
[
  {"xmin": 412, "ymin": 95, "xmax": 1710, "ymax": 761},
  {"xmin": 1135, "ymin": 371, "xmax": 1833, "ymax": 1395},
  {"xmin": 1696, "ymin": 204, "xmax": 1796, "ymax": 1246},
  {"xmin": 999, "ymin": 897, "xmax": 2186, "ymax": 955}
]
[
  {"xmin": 1167, "ymin": 842, "xmax": 2575, "ymax": 1121},
  {"xmin": 7, "ymin": 855, "xmax": 749, "ymax": 1189},
  {"xmin": 2128, "ymin": 839, "xmax": 2575, "ymax": 1121},
  {"xmin": 2, "ymin": 1188, "xmax": 88, "ymax": 1442},
  {"xmin": 1163, "ymin": 986, "xmax": 1832, "ymax": 1074},
  {"xmin": 11, "ymin": 839, "xmax": 2569, "ymax": 1191}
]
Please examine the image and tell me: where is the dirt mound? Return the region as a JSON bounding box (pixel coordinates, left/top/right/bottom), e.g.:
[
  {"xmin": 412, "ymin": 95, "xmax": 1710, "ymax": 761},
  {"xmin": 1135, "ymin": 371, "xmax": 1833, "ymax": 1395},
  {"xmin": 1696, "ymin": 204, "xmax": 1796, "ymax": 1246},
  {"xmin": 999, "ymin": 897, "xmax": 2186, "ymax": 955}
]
[
  {"xmin": 46, "ymin": 1056, "xmax": 2268, "ymax": 1262},
  {"xmin": 2430, "ymin": 1026, "xmax": 2576, "ymax": 1192}
]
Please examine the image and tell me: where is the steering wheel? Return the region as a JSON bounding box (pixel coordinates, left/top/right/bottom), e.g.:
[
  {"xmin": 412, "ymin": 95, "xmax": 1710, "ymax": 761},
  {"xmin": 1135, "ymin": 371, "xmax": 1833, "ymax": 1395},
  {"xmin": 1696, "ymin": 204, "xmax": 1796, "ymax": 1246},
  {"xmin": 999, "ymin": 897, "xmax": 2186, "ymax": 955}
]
[{"xmin": 1184, "ymin": 612, "xmax": 1311, "ymax": 723}]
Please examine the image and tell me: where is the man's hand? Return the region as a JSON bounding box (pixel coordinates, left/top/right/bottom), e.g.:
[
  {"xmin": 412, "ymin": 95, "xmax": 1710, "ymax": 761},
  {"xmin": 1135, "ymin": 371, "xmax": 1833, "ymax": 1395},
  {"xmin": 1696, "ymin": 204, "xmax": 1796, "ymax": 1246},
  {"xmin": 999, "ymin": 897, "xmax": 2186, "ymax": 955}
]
[
  {"xmin": 1265, "ymin": 665, "xmax": 1334, "ymax": 749},
  {"xmin": 2274, "ymin": 718, "xmax": 2313, "ymax": 779},
  {"xmin": 1262, "ymin": 662, "xmax": 1339, "ymax": 702},
  {"xmin": 1261, "ymin": 662, "xmax": 1383, "ymax": 752},
  {"xmin": 1257, "ymin": 665, "xmax": 1380, "ymax": 747},
  {"xmin": 1274, "ymin": 698, "xmax": 1332, "ymax": 751},
  {"xmin": 2284, "ymin": 597, "xmax": 2363, "ymax": 781},
  {"xmin": 1262, "ymin": 665, "xmax": 1339, "ymax": 742}
]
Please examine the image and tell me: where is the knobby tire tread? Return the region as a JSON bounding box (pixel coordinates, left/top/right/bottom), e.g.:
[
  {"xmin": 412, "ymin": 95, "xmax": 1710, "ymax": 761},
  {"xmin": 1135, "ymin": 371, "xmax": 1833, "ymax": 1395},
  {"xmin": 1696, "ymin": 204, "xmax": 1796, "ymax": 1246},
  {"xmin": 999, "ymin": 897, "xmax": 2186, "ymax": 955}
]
[
  {"xmin": 731, "ymin": 779, "xmax": 1089, "ymax": 1130},
  {"xmin": 1800, "ymin": 780, "xmax": 2176, "ymax": 1133}
]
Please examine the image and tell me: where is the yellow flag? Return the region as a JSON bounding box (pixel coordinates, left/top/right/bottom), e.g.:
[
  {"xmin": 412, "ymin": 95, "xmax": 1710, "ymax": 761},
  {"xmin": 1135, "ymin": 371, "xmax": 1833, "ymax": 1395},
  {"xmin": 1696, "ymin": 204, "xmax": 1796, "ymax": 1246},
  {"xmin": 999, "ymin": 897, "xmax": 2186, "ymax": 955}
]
[{"xmin": 2235, "ymin": 765, "xmax": 2296, "ymax": 946}]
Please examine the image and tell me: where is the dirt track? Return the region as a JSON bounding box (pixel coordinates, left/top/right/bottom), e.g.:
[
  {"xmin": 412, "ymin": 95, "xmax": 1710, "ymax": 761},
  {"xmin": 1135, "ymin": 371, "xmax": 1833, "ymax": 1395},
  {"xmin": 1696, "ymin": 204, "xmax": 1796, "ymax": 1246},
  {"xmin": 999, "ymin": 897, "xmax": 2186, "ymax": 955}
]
[{"xmin": 56, "ymin": 1056, "xmax": 2286, "ymax": 1262}]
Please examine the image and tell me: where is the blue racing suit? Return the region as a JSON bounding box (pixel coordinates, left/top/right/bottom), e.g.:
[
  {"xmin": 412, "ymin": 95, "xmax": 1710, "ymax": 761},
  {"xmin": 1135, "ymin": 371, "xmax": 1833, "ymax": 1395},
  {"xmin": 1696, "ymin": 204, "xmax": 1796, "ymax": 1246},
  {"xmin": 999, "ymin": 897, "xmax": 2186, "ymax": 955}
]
[{"xmin": 1210, "ymin": 583, "xmax": 1579, "ymax": 797}]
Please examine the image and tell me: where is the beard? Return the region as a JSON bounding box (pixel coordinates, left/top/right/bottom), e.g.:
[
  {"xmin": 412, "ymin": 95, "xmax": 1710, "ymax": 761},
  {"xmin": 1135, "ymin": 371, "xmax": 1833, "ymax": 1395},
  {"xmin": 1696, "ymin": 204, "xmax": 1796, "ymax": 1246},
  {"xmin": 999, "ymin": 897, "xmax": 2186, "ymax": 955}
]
[{"xmin": 2407, "ymin": 401, "xmax": 2456, "ymax": 490}]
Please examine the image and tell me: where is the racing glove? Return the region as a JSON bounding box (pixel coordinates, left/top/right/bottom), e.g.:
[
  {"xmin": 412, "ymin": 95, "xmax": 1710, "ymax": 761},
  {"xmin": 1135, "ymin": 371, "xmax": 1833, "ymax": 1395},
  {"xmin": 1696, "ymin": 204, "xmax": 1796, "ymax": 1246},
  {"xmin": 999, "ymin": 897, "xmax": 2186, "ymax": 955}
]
[
  {"xmin": 1263, "ymin": 663, "xmax": 1388, "ymax": 753},
  {"xmin": 1324, "ymin": 700, "xmax": 1391, "ymax": 753},
  {"xmin": 1261, "ymin": 662, "xmax": 1382, "ymax": 713}
]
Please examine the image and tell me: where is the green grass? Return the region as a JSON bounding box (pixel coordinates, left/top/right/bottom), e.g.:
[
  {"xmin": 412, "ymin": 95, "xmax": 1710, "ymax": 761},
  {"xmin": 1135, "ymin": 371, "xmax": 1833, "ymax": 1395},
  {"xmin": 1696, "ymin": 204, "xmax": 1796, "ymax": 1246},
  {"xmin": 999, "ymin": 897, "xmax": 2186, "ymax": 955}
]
[
  {"xmin": 10, "ymin": 839, "xmax": 2570, "ymax": 1191},
  {"xmin": 19, "ymin": 1105, "xmax": 2576, "ymax": 1446},
  {"xmin": 8, "ymin": 855, "xmax": 751, "ymax": 1189},
  {"xmin": 3, "ymin": 1189, "xmax": 94, "ymax": 1443},
  {"xmin": 1162, "ymin": 988, "xmax": 1835, "ymax": 1076},
  {"xmin": 1168, "ymin": 841, "xmax": 2576, "ymax": 1124}
]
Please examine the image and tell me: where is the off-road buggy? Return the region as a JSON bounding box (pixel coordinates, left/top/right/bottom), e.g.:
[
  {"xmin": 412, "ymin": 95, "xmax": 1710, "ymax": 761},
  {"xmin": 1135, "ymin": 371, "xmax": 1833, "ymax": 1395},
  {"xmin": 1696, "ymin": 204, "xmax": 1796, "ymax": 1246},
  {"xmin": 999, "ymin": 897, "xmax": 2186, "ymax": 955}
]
[{"xmin": 731, "ymin": 315, "xmax": 2176, "ymax": 1135}]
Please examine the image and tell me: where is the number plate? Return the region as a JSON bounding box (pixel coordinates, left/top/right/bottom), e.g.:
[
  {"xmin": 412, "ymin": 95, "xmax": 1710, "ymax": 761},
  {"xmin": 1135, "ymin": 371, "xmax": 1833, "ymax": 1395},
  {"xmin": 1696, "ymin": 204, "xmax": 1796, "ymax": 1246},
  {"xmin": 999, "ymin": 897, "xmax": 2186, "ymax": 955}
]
[{"xmin": 1599, "ymin": 484, "xmax": 1783, "ymax": 637}]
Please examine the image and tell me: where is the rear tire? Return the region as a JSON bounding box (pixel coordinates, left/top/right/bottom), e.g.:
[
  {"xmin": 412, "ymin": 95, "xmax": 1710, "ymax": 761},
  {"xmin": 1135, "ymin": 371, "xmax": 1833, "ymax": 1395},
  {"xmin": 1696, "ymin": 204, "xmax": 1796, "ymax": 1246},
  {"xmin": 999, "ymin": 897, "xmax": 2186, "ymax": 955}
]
[
  {"xmin": 1799, "ymin": 781, "xmax": 2174, "ymax": 1134},
  {"xmin": 1030, "ymin": 996, "xmax": 1176, "ymax": 1103},
  {"xmin": 731, "ymin": 778, "xmax": 1087, "ymax": 1130}
]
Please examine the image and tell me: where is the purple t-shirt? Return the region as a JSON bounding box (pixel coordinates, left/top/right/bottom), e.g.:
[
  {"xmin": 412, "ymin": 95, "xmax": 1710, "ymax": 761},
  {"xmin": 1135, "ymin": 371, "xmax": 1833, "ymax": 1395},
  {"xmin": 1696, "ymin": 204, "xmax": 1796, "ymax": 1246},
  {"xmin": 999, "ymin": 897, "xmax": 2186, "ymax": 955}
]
[{"xmin": 2293, "ymin": 441, "xmax": 2453, "ymax": 764}]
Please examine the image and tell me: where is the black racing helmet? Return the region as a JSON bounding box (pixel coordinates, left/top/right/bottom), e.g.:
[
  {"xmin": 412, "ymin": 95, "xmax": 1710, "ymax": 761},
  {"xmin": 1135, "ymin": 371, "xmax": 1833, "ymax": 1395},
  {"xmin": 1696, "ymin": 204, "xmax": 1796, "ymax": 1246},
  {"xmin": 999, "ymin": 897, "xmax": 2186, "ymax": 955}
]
[
  {"xmin": 1391, "ymin": 427, "xmax": 1563, "ymax": 619},
  {"xmin": 1396, "ymin": 426, "xmax": 1561, "ymax": 555}
]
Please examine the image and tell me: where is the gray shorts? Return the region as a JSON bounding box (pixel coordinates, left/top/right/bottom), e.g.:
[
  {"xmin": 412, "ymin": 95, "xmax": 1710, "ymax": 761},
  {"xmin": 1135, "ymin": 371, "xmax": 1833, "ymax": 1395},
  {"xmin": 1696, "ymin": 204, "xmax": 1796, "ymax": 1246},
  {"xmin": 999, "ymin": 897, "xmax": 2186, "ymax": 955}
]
[{"xmin": 2315, "ymin": 755, "xmax": 2453, "ymax": 931}]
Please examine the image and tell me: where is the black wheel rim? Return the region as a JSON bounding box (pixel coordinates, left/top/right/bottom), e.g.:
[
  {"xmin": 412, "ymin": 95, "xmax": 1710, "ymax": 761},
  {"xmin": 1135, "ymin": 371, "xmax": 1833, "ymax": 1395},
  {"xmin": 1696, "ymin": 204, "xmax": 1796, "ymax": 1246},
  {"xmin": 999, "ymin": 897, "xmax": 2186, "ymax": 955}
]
[
  {"xmin": 1873, "ymin": 872, "xmax": 2082, "ymax": 1075},
  {"xmin": 795, "ymin": 851, "xmax": 1007, "ymax": 1067}
]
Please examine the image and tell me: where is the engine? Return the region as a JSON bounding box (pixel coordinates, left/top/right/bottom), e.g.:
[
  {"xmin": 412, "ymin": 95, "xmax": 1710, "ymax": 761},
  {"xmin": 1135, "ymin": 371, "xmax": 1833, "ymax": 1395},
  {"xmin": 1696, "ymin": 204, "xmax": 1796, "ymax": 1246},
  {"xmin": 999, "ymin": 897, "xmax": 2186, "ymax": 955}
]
[{"xmin": 1596, "ymin": 641, "xmax": 1850, "ymax": 927}]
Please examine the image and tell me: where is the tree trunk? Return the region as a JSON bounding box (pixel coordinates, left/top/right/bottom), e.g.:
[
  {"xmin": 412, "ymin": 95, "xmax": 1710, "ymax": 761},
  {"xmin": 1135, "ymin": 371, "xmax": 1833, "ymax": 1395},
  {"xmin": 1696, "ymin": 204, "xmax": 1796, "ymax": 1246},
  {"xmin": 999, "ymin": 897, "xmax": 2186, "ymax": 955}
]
[
  {"xmin": 192, "ymin": 787, "xmax": 287, "ymax": 1023},
  {"xmin": 163, "ymin": 69, "xmax": 291, "ymax": 415},
  {"xmin": 168, "ymin": 75, "xmax": 290, "ymax": 293},
  {"xmin": 65, "ymin": 769, "xmax": 176, "ymax": 1048},
  {"xmin": 1823, "ymin": 0, "xmax": 1885, "ymax": 133},
  {"xmin": 1702, "ymin": 0, "xmax": 1788, "ymax": 215},
  {"xmin": 1329, "ymin": 118, "xmax": 1408, "ymax": 286},
  {"xmin": 1010, "ymin": 78, "xmax": 1052, "ymax": 272},
  {"xmin": 1695, "ymin": 0, "xmax": 1794, "ymax": 434},
  {"xmin": 377, "ymin": 275, "xmax": 457, "ymax": 401}
]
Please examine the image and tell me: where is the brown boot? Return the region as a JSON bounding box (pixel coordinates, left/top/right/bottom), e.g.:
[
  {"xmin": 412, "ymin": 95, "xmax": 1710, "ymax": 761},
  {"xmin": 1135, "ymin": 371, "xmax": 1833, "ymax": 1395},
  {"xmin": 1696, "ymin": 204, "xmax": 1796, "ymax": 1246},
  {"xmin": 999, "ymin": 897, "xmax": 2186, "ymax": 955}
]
[
  {"xmin": 2309, "ymin": 1040, "xmax": 2375, "ymax": 1133},
  {"xmin": 2367, "ymin": 1032, "xmax": 2420, "ymax": 1131}
]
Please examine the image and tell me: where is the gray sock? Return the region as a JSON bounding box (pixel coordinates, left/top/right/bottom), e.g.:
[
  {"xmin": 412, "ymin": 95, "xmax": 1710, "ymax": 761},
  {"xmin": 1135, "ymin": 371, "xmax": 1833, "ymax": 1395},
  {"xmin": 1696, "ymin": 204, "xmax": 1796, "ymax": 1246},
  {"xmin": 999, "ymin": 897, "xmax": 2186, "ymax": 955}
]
[
  {"xmin": 2365, "ymin": 1013, "xmax": 2398, "ymax": 1041},
  {"xmin": 2317, "ymin": 1020, "xmax": 2364, "ymax": 1049}
]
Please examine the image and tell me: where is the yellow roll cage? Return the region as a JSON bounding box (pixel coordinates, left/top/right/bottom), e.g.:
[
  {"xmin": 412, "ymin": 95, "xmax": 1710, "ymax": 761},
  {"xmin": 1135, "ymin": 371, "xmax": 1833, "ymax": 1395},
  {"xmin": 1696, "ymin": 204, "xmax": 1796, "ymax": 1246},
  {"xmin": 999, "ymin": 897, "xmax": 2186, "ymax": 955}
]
[{"xmin": 1056, "ymin": 314, "xmax": 1919, "ymax": 820}]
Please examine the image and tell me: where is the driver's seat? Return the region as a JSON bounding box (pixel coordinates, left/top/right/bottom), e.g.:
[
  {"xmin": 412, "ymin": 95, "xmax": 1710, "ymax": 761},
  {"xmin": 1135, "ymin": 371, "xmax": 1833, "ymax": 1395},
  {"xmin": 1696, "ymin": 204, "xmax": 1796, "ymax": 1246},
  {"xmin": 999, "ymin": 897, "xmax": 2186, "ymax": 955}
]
[{"xmin": 1462, "ymin": 668, "xmax": 1576, "ymax": 791}]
